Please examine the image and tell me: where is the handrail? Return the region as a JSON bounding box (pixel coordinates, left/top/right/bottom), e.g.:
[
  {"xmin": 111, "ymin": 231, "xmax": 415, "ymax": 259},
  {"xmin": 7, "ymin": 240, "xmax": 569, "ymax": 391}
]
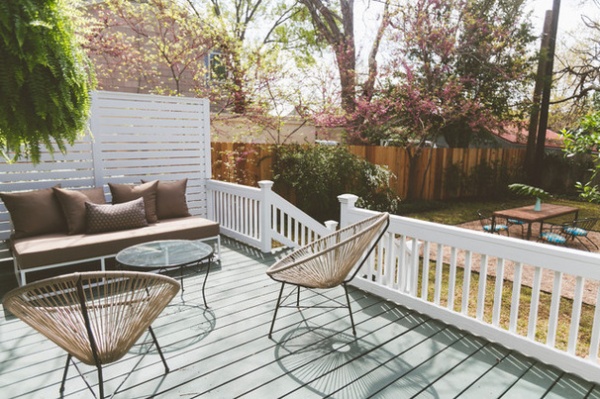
[
  {"xmin": 339, "ymin": 194, "xmax": 600, "ymax": 384},
  {"xmin": 206, "ymin": 179, "xmax": 335, "ymax": 252}
]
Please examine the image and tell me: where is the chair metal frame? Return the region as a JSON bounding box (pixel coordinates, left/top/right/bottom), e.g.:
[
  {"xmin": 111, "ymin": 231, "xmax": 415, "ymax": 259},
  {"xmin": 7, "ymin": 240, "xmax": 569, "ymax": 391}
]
[
  {"xmin": 477, "ymin": 209, "xmax": 509, "ymax": 236},
  {"xmin": 562, "ymin": 217, "xmax": 599, "ymax": 251}
]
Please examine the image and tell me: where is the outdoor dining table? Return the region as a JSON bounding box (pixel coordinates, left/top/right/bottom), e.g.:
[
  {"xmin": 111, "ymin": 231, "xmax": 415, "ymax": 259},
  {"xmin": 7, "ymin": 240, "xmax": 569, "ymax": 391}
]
[{"xmin": 492, "ymin": 203, "xmax": 579, "ymax": 240}]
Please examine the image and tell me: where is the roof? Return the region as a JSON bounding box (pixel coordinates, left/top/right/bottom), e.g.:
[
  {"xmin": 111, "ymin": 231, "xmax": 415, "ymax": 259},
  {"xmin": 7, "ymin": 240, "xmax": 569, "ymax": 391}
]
[{"xmin": 493, "ymin": 126, "xmax": 565, "ymax": 149}]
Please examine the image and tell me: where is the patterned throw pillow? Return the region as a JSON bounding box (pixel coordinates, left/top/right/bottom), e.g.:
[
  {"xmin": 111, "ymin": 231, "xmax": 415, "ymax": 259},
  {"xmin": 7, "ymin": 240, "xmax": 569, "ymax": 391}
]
[{"xmin": 85, "ymin": 198, "xmax": 148, "ymax": 234}]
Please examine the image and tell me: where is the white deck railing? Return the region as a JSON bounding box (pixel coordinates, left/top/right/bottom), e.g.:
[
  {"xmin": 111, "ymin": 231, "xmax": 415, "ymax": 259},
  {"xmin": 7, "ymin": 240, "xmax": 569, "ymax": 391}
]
[
  {"xmin": 338, "ymin": 194, "xmax": 600, "ymax": 384},
  {"xmin": 206, "ymin": 180, "xmax": 336, "ymax": 252}
]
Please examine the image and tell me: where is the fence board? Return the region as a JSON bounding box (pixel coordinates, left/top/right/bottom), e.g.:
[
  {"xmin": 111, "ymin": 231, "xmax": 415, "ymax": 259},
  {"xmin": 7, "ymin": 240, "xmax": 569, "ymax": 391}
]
[{"xmin": 212, "ymin": 143, "xmax": 526, "ymax": 201}]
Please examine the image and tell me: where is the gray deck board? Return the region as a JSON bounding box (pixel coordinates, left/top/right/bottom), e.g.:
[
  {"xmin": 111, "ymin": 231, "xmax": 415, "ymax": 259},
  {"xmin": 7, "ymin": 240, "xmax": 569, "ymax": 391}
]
[
  {"xmin": 457, "ymin": 352, "xmax": 535, "ymax": 398},
  {"xmin": 0, "ymin": 238, "xmax": 597, "ymax": 398}
]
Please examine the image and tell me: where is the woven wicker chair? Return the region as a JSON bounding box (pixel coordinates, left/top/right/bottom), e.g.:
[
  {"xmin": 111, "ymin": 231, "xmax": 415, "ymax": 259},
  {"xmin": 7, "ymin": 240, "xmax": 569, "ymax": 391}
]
[
  {"xmin": 2, "ymin": 271, "xmax": 180, "ymax": 398},
  {"xmin": 266, "ymin": 212, "xmax": 390, "ymax": 338}
]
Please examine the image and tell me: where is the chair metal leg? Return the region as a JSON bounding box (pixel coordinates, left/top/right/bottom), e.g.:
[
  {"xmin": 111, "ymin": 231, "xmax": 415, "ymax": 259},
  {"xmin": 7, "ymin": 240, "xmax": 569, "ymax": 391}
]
[
  {"xmin": 201, "ymin": 258, "xmax": 211, "ymax": 308},
  {"xmin": 268, "ymin": 283, "xmax": 285, "ymax": 339},
  {"xmin": 583, "ymin": 236, "xmax": 599, "ymax": 251},
  {"xmin": 60, "ymin": 354, "xmax": 72, "ymax": 393},
  {"xmin": 343, "ymin": 283, "xmax": 356, "ymax": 336},
  {"xmin": 97, "ymin": 364, "xmax": 105, "ymax": 399},
  {"xmin": 296, "ymin": 286, "xmax": 300, "ymax": 307},
  {"xmin": 148, "ymin": 325, "xmax": 170, "ymax": 373}
]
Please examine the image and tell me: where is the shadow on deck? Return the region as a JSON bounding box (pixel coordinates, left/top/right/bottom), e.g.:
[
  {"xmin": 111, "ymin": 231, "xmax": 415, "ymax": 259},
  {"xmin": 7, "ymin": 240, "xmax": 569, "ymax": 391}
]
[{"xmin": 0, "ymin": 237, "xmax": 598, "ymax": 398}]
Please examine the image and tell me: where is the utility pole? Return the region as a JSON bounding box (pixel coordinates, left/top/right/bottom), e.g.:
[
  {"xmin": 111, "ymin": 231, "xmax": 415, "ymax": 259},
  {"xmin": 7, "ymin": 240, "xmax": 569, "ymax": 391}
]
[{"xmin": 531, "ymin": 0, "xmax": 561, "ymax": 186}]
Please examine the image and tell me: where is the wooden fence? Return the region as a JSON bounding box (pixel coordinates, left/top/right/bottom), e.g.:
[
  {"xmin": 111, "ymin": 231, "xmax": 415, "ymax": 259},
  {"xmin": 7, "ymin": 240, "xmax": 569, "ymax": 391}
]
[{"xmin": 211, "ymin": 142, "xmax": 527, "ymax": 201}]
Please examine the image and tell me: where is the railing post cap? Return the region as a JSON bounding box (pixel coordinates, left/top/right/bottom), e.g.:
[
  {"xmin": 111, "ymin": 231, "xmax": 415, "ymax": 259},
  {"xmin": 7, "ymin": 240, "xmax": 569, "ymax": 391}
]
[
  {"xmin": 338, "ymin": 194, "xmax": 359, "ymax": 205},
  {"xmin": 324, "ymin": 220, "xmax": 338, "ymax": 231},
  {"xmin": 258, "ymin": 180, "xmax": 274, "ymax": 189}
]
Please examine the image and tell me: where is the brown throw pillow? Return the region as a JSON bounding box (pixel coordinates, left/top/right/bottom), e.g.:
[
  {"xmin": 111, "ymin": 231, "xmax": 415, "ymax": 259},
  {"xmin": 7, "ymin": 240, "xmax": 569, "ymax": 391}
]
[
  {"xmin": 0, "ymin": 186, "xmax": 66, "ymax": 238},
  {"xmin": 85, "ymin": 198, "xmax": 148, "ymax": 234},
  {"xmin": 108, "ymin": 181, "xmax": 158, "ymax": 223},
  {"xmin": 53, "ymin": 187, "xmax": 107, "ymax": 234},
  {"xmin": 141, "ymin": 179, "xmax": 191, "ymax": 219}
]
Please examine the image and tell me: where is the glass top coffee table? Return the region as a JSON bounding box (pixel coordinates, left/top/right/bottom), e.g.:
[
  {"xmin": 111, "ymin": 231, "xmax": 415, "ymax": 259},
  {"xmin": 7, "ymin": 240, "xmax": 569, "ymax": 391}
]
[{"xmin": 116, "ymin": 240, "xmax": 214, "ymax": 307}]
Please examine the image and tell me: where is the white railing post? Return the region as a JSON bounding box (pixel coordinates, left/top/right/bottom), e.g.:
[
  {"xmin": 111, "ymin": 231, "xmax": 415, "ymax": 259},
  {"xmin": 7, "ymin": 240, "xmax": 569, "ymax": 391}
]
[
  {"xmin": 325, "ymin": 220, "xmax": 338, "ymax": 231},
  {"xmin": 206, "ymin": 183, "xmax": 215, "ymax": 222},
  {"xmin": 338, "ymin": 194, "xmax": 359, "ymax": 228},
  {"xmin": 258, "ymin": 180, "xmax": 274, "ymax": 252}
]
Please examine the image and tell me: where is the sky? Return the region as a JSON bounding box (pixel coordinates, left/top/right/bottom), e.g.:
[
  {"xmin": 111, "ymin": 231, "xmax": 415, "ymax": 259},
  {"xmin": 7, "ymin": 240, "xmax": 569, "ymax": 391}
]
[
  {"xmin": 352, "ymin": 0, "xmax": 600, "ymax": 70},
  {"xmin": 527, "ymin": 0, "xmax": 599, "ymax": 43}
]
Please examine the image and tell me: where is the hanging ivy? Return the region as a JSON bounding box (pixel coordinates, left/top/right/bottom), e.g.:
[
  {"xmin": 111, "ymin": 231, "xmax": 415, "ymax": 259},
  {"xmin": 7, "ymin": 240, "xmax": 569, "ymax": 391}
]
[{"xmin": 0, "ymin": 0, "xmax": 94, "ymax": 163}]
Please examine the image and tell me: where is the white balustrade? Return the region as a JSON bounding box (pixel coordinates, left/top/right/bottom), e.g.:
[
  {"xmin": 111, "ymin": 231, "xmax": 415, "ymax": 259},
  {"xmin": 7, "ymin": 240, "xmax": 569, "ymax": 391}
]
[
  {"xmin": 206, "ymin": 179, "xmax": 335, "ymax": 252},
  {"xmin": 340, "ymin": 194, "xmax": 600, "ymax": 384}
]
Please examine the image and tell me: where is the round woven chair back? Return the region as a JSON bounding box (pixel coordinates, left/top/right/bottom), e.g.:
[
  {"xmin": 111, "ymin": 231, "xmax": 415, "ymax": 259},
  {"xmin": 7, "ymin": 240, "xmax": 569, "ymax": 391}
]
[
  {"xmin": 3, "ymin": 271, "xmax": 180, "ymax": 365},
  {"xmin": 267, "ymin": 212, "xmax": 390, "ymax": 288}
]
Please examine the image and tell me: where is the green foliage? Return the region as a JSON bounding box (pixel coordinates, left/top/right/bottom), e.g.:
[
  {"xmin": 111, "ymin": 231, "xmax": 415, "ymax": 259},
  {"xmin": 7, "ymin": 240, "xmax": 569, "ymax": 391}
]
[
  {"xmin": 0, "ymin": 0, "xmax": 94, "ymax": 163},
  {"xmin": 382, "ymin": 0, "xmax": 536, "ymax": 148},
  {"xmin": 561, "ymin": 109, "xmax": 600, "ymax": 203},
  {"xmin": 272, "ymin": 144, "xmax": 400, "ymax": 222},
  {"xmin": 508, "ymin": 183, "xmax": 551, "ymax": 200}
]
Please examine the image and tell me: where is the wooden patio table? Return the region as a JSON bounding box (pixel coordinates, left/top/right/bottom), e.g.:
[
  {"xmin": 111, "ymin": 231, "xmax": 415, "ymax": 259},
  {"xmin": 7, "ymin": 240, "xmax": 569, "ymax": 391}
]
[{"xmin": 493, "ymin": 203, "xmax": 579, "ymax": 240}]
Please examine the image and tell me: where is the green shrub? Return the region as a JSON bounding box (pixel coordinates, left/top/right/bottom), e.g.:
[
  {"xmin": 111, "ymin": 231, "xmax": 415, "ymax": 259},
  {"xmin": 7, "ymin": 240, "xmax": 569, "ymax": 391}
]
[{"xmin": 272, "ymin": 144, "xmax": 400, "ymax": 222}]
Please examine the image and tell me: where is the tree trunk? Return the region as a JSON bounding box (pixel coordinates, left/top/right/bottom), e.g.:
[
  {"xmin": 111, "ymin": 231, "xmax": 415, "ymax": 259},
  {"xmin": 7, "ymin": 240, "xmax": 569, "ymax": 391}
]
[{"xmin": 299, "ymin": 0, "xmax": 357, "ymax": 113}]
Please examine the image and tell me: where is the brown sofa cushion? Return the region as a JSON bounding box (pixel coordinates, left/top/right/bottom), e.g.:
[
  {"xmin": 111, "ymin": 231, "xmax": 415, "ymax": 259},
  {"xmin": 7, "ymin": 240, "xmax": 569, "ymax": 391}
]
[
  {"xmin": 108, "ymin": 181, "xmax": 158, "ymax": 223},
  {"xmin": 1, "ymin": 186, "xmax": 66, "ymax": 238},
  {"xmin": 12, "ymin": 216, "xmax": 220, "ymax": 269},
  {"xmin": 86, "ymin": 198, "xmax": 148, "ymax": 234},
  {"xmin": 141, "ymin": 179, "xmax": 191, "ymax": 220},
  {"xmin": 54, "ymin": 187, "xmax": 107, "ymax": 234}
]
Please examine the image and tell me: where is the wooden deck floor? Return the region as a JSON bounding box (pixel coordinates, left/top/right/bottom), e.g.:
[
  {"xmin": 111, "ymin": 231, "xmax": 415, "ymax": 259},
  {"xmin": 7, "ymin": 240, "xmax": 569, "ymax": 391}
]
[{"xmin": 1, "ymin": 238, "xmax": 599, "ymax": 398}]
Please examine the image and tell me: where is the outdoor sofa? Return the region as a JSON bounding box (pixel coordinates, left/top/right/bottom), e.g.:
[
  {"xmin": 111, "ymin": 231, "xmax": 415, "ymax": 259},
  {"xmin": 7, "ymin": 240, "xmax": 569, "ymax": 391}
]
[{"xmin": 1, "ymin": 179, "xmax": 220, "ymax": 285}]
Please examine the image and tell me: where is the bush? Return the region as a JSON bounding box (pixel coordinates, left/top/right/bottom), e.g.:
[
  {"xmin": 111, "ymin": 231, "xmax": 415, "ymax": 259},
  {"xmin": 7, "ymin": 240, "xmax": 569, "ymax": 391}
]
[{"xmin": 272, "ymin": 144, "xmax": 400, "ymax": 222}]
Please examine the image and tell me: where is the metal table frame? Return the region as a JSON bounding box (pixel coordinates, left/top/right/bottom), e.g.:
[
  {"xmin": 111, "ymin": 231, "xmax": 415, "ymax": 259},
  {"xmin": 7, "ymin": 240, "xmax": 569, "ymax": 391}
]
[{"xmin": 116, "ymin": 240, "xmax": 214, "ymax": 307}]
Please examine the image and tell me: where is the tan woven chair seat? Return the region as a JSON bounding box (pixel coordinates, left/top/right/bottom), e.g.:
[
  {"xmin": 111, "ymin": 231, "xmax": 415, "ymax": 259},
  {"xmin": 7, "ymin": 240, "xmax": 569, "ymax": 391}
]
[
  {"xmin": 267, "ymin": 212, "xmax": 389, "ymax": 338},
  {"xmin": 3, "ymin": 271, "xmax": 180, "ymax": 398}
]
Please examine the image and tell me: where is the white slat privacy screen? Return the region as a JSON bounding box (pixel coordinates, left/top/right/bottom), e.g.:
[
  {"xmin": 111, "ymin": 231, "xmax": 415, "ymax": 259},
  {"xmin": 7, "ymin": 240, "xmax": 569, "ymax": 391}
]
[{"xmin": 0, "ymin": 91, "xmax": 211, "ymax": 241}]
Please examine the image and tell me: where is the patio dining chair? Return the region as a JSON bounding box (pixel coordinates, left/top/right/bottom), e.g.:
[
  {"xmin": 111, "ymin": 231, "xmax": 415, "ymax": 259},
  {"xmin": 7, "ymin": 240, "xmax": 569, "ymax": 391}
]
[
  {"xmin": 477, "ymin": 209, "xmax": 509, "ymax": 236},
  {"xmin": 538, "ymin": 224, "xmax": 568, "ymax": 247},
  {"xmin": 562, "ymin": 217, "xmax": 599, "ymax": 251},
  {"xmin": 500, "ymin": 204, "xmax": 525, "ymax": 237},
  {"xmin": 2, "ymin": 271, "xmax": 180, "ymax": 399},
  {"xmin": 266, "ymin": 212, "xmax": 390, "ymax": 338}
]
